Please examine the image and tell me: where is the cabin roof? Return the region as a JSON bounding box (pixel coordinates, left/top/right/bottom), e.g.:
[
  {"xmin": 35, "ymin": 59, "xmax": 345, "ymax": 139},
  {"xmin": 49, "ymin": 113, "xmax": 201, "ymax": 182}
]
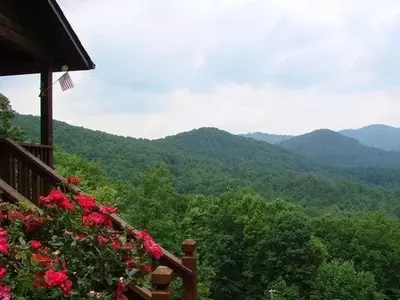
[{"xmin": 0, "ymin": 0, "xmax": 95, "ymax": 76}]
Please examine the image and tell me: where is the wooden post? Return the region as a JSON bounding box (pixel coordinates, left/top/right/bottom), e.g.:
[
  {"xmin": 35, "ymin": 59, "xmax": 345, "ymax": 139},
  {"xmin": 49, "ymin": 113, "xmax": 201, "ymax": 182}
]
[
  {"xmin": 40, "ymin": 68, "xmax": 53, "ymax": 168},
  {"xmin": 151, "ymin": 266, "xmax": 173, "ymax": 300},
  {"xmin": 0, "ymin": 143, "xmax": 11, "ymax": 185},
  {"xmin": 0, "ymin": 141, "xmax": 4, "ymax": 181},
  {"xmin": 182, "ymin": 239, "xmax": 197, "ymax": 300}
]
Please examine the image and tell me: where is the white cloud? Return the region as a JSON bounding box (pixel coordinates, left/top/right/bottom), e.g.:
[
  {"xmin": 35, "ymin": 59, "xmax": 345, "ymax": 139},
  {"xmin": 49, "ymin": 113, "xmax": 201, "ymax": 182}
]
[
  {"xmin": 5, "ymin": 80, "xmax": 400, "ymax": 139},
  {"xmin": 3, "ymin": 0, "xmax": 400, "ymax": 138}
]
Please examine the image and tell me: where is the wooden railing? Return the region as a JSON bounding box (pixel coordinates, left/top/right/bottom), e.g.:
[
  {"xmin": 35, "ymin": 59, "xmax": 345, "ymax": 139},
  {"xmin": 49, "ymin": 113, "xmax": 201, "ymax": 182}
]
[
  {"xmin": 19, "ymin": 142, "xmax": 53, "ymax": 167},
  {"xmin": 0, "ymin": 140, "xmax": 49, "ymax": 205},
  {"xmin": 0, "ymin": 138, "xmax": 197, "ymax": 299}
]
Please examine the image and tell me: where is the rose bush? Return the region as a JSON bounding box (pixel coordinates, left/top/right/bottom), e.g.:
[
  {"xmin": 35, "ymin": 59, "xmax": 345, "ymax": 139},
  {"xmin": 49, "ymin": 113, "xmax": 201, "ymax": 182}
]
[{"xmin": 0, "ymin": 177, "xmax": 163, "ymax": 299}]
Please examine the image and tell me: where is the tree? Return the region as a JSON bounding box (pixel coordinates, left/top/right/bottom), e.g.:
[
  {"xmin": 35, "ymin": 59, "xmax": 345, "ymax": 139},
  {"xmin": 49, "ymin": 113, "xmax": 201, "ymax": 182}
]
[
  {"xmin": 0, "ymin": 93, "xmax": 24, "ymax": 141},
  {"xmin": 310, "ymin": 260, "xmax": 384, "ymax": 300}
]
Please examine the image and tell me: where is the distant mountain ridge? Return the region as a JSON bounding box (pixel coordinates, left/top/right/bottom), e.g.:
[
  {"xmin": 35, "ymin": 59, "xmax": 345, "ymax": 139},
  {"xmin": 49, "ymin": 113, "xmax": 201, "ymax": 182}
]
[
  {"xmin": 241, "ymin": 132, "xmax": 294, "ymax": 144},
  {"xmin": 340, "ymin": 124, "xmax": 400, "ymax": 151},
  {"xmin": 243, "ymin": 124, "xmax": 400, "ymax": 151},
  {"xmin": 279, "ymin": 129, "xmax": 400, "ymax": 167}
]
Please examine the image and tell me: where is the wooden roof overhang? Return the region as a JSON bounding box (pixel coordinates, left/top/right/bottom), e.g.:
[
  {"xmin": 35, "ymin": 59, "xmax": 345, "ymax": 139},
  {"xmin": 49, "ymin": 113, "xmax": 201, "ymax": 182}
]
[
  {"xmin": 0, "ymin": 0, "xmax": 95, "ymax": 76},
  {"xmin": 0, "ymin": 0, "xmax": 95, "ymax": 168}
]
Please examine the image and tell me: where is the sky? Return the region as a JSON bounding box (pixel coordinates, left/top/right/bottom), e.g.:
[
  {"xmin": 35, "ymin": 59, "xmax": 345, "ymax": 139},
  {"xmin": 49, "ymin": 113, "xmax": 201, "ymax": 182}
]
[{"xmin": 2, "ymin": 0, "xmax": 400, "ymax": 139}]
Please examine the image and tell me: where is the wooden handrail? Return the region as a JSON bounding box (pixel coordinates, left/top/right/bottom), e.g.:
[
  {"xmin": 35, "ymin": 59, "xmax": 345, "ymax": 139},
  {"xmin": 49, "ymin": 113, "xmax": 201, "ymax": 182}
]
[
  {"xmin": 127, "ymin": 285, "xmax": 152, "ymax": 300},
  {"xmin": 19, "ymin": 143, "xmax": 53, "ymax": 149},
  {"xmin": 0, "ymin": 178, "xmax": 24, "ymax": 204},
  {"xmin": 0, "ymin": 138, "xmax": 197, "ymax": 299}
]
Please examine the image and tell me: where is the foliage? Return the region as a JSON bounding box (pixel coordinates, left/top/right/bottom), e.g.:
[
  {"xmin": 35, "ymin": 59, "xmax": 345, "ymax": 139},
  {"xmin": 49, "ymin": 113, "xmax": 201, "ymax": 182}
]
[
  {"xmin": 8, "ymin": 107, "xmax": 400, "ymax": 299},
  {"xmin": 0, "ymin": 94, "xmax": 24, "ymax": 141},
  {"xmin": 13, "ymin": 114, "xmax": 400, "ymax": 213},
  {"xmin": 0, "ymin": 180, "xmax": 162, "ymax": 299},
  {"xmin": 310, "ymin": 260, "xmax": 384, "ymax": 300},
  {"xmin": 50, "ymin": 148, "xmax": 400, "ymax": 300}
]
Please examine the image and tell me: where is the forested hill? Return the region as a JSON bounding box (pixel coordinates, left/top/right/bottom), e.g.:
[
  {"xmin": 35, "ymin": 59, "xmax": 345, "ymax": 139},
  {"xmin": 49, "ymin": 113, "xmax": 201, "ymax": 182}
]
[
  {"xmin": 340, "ymin": 124, "xmax": 400, "ymax": 151},
  {"xmin": 241, "ymin": 132, "xmax": 294, "ymax": 144},
  {"xmin": 279, "ymin": 129, "xmax": 400, "ymax": 167},
  {"xmin": 243, "ymin": 124, "xmax": 400, "ymax": 151},
  {"xmin": 13, "ymin": 114, "xmax": 400, "ymax": 214},
  {"xmin": 14, "ymin": 114, "xmax": 319, "ymax": 180}
]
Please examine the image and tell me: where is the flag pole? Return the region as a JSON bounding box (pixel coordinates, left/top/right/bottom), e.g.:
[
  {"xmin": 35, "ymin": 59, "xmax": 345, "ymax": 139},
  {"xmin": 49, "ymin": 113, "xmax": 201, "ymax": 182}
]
[{"xmin": 39, "ymin": 65, "xmax": 70, "ymax": 97}]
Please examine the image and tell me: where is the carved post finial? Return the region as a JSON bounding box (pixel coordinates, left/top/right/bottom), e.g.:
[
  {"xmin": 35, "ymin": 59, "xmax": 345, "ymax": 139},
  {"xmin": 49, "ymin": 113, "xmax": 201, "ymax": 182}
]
[{"xmin": 151, "ymin": 266, "xmax": 173, "ymax": 300}]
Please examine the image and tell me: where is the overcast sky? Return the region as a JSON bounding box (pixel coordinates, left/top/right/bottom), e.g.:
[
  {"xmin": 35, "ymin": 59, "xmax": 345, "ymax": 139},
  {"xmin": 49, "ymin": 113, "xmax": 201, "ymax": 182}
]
[{"xmin": 2, "ymin": 0, "xmax": 400, "ymax": 138}]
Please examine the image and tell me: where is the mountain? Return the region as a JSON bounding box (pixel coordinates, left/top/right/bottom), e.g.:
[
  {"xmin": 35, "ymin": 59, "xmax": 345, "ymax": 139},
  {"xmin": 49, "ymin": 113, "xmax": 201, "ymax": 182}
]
[
  {"xmin": 241, "ymin": 132, "xmax": 294, "ymax": 144},
  {"xmin": 47, "ymin": 120, "xmax": 400, "ymax": 300},
  {"xmin": 243, "ymin": 124, "xmax": 400, "ymax": 152},
  {"xmin": 13, "ymin": 114, "xmax": 400, "ymax": 213},
  {"xmin": 279, "ymin": 129, "xmax": 400, "ymax": 167},
  {"xmin": 340, "ymin": 124, "xmax": 400, "ymax": 151},
  {"xmin": 14, "ymin": 114, "xmax": 318, "ymax": 193}
]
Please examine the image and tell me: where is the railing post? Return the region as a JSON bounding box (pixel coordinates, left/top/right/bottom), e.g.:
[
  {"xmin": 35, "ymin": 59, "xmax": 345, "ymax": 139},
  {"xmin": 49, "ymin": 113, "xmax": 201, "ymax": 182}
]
[
  {"xmin": 0, "ymin": 141, "xmax": 4, "ymax": 181},
  {"xmin": 151, "ymin": 266, "xmax": 173, "ymax": 300},
  {"xmin": 182, "ymin": 239, "xmax": 197, "ymax": 300},
  {"xmin": 0, "ymin": 143, "xmax": 11, "ymax": 185}
]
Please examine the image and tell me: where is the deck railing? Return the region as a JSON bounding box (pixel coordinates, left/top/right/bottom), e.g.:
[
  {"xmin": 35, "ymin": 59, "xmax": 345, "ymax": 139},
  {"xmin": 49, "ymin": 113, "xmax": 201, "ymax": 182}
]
[
  {"xmin": 0, "ymin": 138, "xmax": 197, "ymax": 299},
  {"xmin": 19, "ymin": 142, "xmax": 53, "ymax": 167}
]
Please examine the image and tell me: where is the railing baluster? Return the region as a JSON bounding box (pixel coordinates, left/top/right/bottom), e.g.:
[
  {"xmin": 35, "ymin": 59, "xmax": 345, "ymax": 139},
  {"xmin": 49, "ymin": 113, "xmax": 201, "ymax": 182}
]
[
  {"xmin": 31, "ymin": 172, "xmax": 40, "ymax": 205},
  {"xmin": 3, "ymin": 150, "xmax": 11, "ymax": 185},
  {"xmin": 20, "ymin": 162, "xmax": 28, "ymax": 197},
  {"xmin": 11, "ymin": 156, "xmax": 16, "ymax": 189}
]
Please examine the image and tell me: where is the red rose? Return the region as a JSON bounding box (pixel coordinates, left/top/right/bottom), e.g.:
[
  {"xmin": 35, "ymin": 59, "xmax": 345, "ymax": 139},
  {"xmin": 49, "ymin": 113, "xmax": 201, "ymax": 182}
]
[
  {"xmin": 23, "ymin": 214, "xmax": 47, "ymax": 232},
  {"xmin": 76, "ymin": 195, "xmax": 96, "ymax": 210},
  {"xmin": 110, "ymin": 240, "xmax": 121, "ymax": 249},
  {"xmin": 82, "ymin": 215, "xmax": 92, "ymax": 227},
  {"xmin": 125, "ymin": 241, "xmax": 135, "ymax": 248},
  {"xmin": 0, "ymin": 266, "xmax": 6, "ymax": 279},
  {"xmin": 59, "ymin": 199, "xmax": 75, "ymax": 211},
  {"xmin": 116, "ymin": 279, "xmax": 126, "ymax": 296},
  {"xmin": 7, "ymin": 211, "xmax": 24, "ymax": 220},
  {"xmin": 140, "ymin": 264, "xmax": 152, "ymax": 273},
  {"xmin": 30, "ymin": 240, "xmax": 42, "ymax": 249},
  {"xmin": 41, "ymin": 190, "xmax": 68, "ymax": 204},
  {"xmin": 103, "ymin": 216, "xmax": 113, "ymax": 227},
  {"xmin": 0, "ymin": 228, "xmax": 7, "ymax": 237},
  {"xmin": 136, "ymin": 230, "xmax": 151, "ymax": 241},
  {"xmin": 124, "ymin": 257, "xmax": 137, "ymax": 269},
  {"xmin": 44, "ymin": 270, "xmax": 68, "ymax": 287},
  {"xmin": 0, "ymin": 238, "xmax": 9, "ymax": 255},
  {"xmin": 32, "ymin": 254, "xmax": 53, "ymax": 267},
  {"xmin": 66, "ymin": 176, "xmax": 81, "ymax": 185},
  {"xmin": 143, "ymin": 239, "xmax": 163, "ymax": 259},
  {"xmin": 99, "ymin": 205, "xmax": 117, "ymax": 215},
  {"xmin": 88, "ymin": 212, "xmax": 104, "ymax": 224},
  {"xmin": 60, "ymin": 279, "xmax": 73, "ymax": 296},
  {"xmin": 97, "ymin": 235, "xmax": 108, "ymax": 244},
  {"xmin": 0, "ymin": 283, "xmax": 11, "ymax": 300},
  {"xmin": 33, "ymin": 271, "xmax": 47, "ymax": 288}
]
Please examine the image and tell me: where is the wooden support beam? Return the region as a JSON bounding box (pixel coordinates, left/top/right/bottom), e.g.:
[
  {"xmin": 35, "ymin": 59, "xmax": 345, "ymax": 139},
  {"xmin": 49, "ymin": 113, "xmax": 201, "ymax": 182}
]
[
  {"xmin": 40, "ymin": 69, "xmax": 53, "ymax": 168},
  {"xmin": 0, "ymin": 13, "xmax": 23, "ymax": 34},
  {"xmin": 0, "ymin": 13, "xmax": 46, "ymax": 60}
]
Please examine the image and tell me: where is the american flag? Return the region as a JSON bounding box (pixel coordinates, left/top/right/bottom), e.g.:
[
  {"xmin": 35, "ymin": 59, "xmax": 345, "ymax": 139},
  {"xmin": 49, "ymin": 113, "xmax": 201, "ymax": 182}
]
[{"xmin": 58, "ymin": 72, "xmax": 75, "ymax": 91}]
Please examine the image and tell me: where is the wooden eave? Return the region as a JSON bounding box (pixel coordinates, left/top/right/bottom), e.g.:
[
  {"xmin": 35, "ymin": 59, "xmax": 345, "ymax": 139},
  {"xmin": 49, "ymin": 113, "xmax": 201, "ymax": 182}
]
[{"xmin": 0, "ymin": 0, "xmax": 95, "ymax": 76}]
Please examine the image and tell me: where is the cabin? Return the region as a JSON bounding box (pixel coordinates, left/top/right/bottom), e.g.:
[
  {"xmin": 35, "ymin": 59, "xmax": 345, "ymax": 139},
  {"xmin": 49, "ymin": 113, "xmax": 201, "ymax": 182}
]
[{"xmin": 0, "ymin": 1, "xmax": 197, "ymax": 299}]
